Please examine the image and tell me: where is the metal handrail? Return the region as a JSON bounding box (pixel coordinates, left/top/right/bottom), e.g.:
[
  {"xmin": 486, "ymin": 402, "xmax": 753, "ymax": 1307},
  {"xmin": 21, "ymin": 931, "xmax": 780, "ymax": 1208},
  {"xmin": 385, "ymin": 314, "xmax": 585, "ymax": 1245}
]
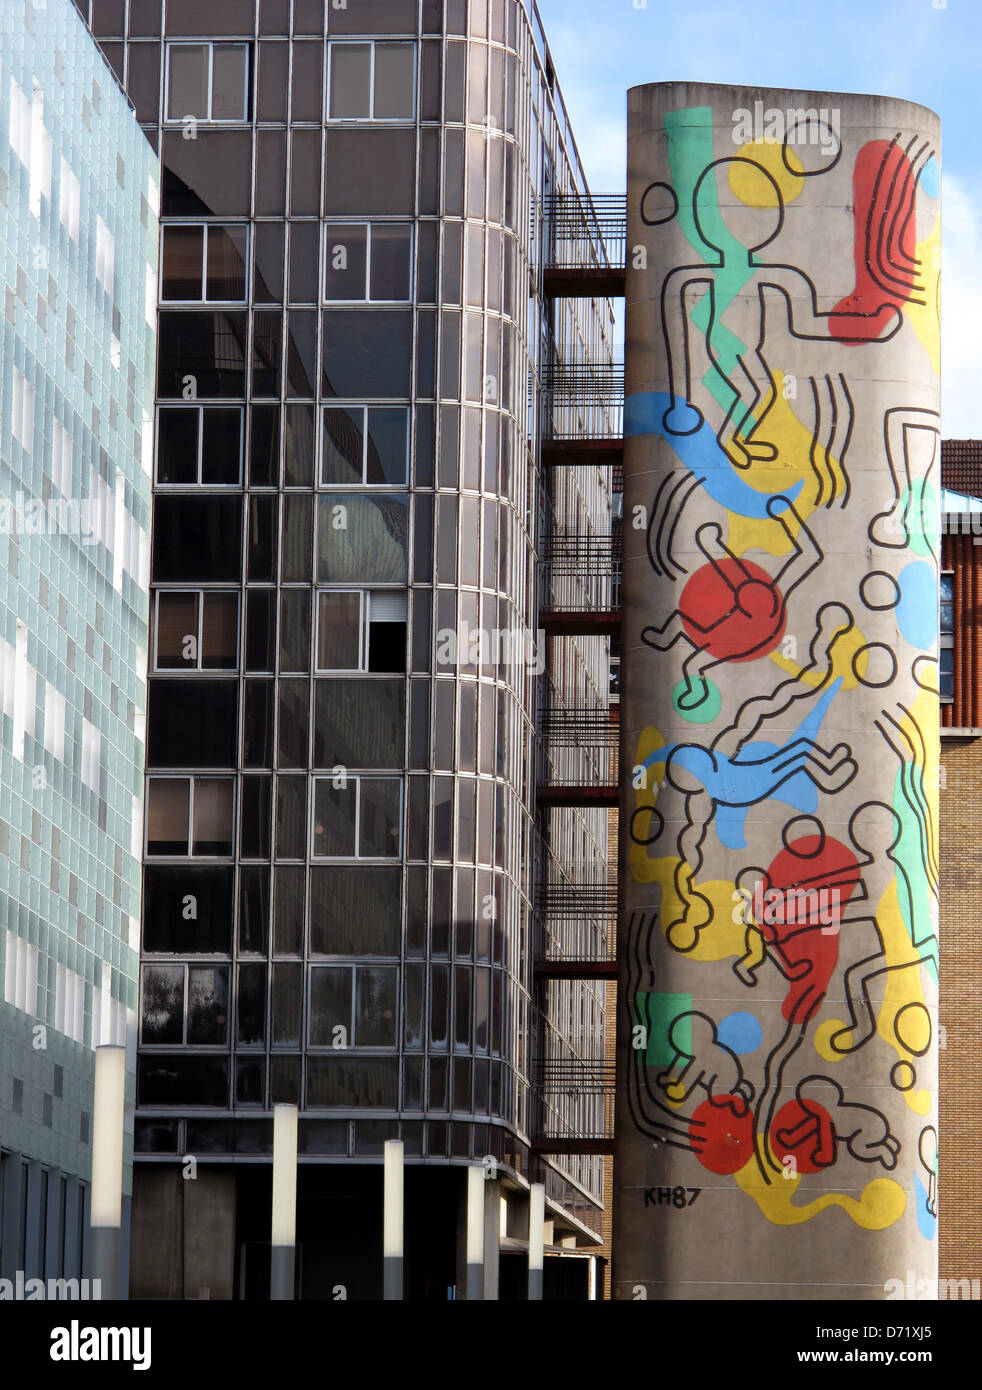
[
  {"xmin": 540, "ymin": 530, "xmax": 622, "ymax": 614},
  {"xmin": 544, "ymin": 192, "xmax": 627, "ymax": 272}
]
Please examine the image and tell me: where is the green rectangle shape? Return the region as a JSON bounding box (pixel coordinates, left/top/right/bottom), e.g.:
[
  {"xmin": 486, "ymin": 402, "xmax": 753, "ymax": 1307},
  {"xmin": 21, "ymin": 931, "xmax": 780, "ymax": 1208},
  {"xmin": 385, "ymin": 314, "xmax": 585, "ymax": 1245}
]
[{"xmin": 634, "ymin": 992, "xmax": 692, "ymax": 1068}]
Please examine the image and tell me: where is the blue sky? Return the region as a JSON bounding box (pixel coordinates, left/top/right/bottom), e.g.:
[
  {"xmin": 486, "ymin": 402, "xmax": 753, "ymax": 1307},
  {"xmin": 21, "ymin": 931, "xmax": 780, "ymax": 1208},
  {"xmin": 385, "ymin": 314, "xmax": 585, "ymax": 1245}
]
[{"xmin": 536, "ymin": 0, "xmax": 980, "ymax": 437}]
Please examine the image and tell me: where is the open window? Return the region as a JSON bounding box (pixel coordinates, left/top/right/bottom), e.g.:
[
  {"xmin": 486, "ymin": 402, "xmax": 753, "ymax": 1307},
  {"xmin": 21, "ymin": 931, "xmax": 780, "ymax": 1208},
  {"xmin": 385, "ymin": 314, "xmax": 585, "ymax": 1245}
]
[{"xmin": 315, "ymin": 589, "xmax": 407, "ymax": 672}]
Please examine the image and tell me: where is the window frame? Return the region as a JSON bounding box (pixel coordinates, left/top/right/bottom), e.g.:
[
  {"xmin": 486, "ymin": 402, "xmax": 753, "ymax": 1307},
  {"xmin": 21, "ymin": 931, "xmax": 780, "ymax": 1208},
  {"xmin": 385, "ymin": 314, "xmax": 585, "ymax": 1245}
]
[
  {"xmin": 155, "ymin": 404, "xmax": 245, "ymax": 487},
  {"xmin": 314, "ymin": 588, "xmax": 408, "ymax": 673},
  {"xmin": 326, "ymin": 40, "xmax": 417, "ymax": 123},
  {"xmin": 139, "ymin": 962, "xmax": 231, "ymax": 1048},
  {"xmin": 164, "ymin": 41, "xmax": 251, "ymax": 124},
  {"xmin": 145, "ymin": 775, "xmax": 237, "ymax": 859},
  {"xmin": 319, "ymin": 403, "xmax": 411, "ymax": 486},
  {"xmin": 153, "ymin": 588, "xmax": 241, "ymax": 672},
  {"xmin": 159, "ymin": 222, "xmax": 250, "ymax": 304},
  {"xmin": 322, "ymin": 222, "xmax": 414, "ymax": 304},
  {"xmin": 940, "ymin": 569, "xmax": 954, "ymax": 704},
  {"xmin": 311, "ymin": 773, "xmax": 404, "ymax": 861},
  {"xmin": 307, "ymin": 964, "xmax": 400, "ymax": 1049}
]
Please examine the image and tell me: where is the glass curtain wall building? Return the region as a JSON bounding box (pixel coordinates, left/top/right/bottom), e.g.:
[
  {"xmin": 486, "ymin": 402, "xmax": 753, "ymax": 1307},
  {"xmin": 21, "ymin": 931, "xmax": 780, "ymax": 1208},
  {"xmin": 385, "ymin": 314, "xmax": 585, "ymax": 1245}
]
[
  {"xmin": 0, "ymin": 0, "xmax": 158, "ymax": 1290},
  {"xmin": 79, "ymin": 0, "xmax": 614, "ymax": 1299}
]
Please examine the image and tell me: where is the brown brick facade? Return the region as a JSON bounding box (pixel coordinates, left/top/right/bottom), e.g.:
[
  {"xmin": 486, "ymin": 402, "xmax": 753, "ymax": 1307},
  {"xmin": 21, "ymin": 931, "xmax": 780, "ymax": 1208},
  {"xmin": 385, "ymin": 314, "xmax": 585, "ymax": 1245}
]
[{"xmin": 938, "ymin": 736, "xmax": 982, "ymax": 1281}]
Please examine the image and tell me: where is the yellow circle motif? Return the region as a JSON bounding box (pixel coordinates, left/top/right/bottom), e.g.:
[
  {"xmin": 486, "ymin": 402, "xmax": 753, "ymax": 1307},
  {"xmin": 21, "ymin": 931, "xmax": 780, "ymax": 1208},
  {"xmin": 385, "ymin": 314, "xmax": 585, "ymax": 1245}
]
[{"xmin": 730, "ymin": 140, "xmax": 805, "ymax": 207}]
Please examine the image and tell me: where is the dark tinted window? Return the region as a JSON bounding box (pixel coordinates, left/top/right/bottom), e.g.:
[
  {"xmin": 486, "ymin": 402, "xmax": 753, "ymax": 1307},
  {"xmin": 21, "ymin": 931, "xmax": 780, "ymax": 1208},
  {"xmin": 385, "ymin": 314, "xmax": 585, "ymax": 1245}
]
[
  {"xmin": 274, "ymin": 866, "xmax": 305, "ymax": 955},
  {"xmin": 156, "ymin": 409, "xmax": 197, "ymax": 484},
  {"xmin": 92, "ymin": 0, "xmax": 125, "ymax": 35},
  {"xmin": 285, "ymin": 312, "xmax": 318, "ymax": 400},
  {"xmin": 162, "ymin": 132, "xmax": 252, "ymax": 217},
  {"xmin": 322, "ymin": 310, "xmax": 412, "ymax": 399},
  {"xmin": 324, "ymin": 131, "xmax": 415, "ymax": 215},
  {"xmin": 240, "ymin": 776, "xmax": 272, "ymax": 857},
  {"xmin": 237, "ymin": 965, "xmax": 267, "ymax": 1045},
  {"xmin": 255, "ymin": 131, "xmax": 287, "ymax": 215},
  {"xmin": 235, "ymin": 1059, "xmax": 265, "ymax": 1104},
  {"xmin": 276, "ymin": 776, "xmax": 307, "ymax": 859},
  {"xmin": 278, "ymin": 590, "xmax": 311, "ymax": 672},
  {"xmin": 278, "ymin": 679, "xmax": 310, "ymax": 769},
  {"xmin": 316, "ymin": 494, "xmax": 409, "ymax": 583},
  {"xmin": 138, "ymin": 1056, "xmax": 229, "ymax": 1107},
  {"xmin": 152, "ymin": 496, "xmax": 242, "ymax": 582},
  {"xmin": 292, "ymin": 43, "xmax": 324, "ymax": 122},
  {"xmin": 305, "ymin": 1058, "xmax": 398, "ymax": 1108},
  {"xmin": 289, "ymin": 224, "xmax": 320, "ymax": 304},
  {"xmin": 250, "ymin": 405, "xmax": 280, "ymax": 485},
  {"xmin": 127, "ymin": 44, "xmax": 162, "ymax": 125},
  {"xmin": 252, "ymin": 310, "xmax": 281, "ymax": 396},
  {"xmin": 141, "ymin": 965, "xmax": 183, "ymax": 1043},
  {"xmin": 284, "ymin": 402, "xmax": 315, "ymax": 483},
  {"xmin": 282, "ymin": 494, "xmax": 313, "ymax": 582},
  {"xmin": 260, "ymin": 0, "xmax": 291, "ymax": 34},
  {"xmin": 257, "ymin": 42, "xmax": 288, "ymax": 120},
  {"xmin": 254, "ymin": 223, "xmax": 285, "ymax": 303},
  {"xmin": 312, "ymin": 679, "xmax": 405, "ymax": 768},
  {"xmin": 248, "ymin": 495, "xmax": 278, "ymax": 580},
  {"xmin": 290, "ymin": 130, "xmax": 322, "ymax": 216},
  {"xmin": 243, "ymin": 679, "xmax": 274, "ymax": 766},
  {"xmin": 187, "ymin": 966, "xmax": 229, "ymax": 1044},
  {"xmin": 143, "ymin": 866, "xmax": 234, "ymax": 953},
  {"xmin": 356, "ymin": 967, "xmax": 397, "ymax": 1046},
  {"xmin": 328, "ymin": 0, "xmax": 417, "ymax": 31},
  {"xmin": 271, "ymin": 963, "xmax": 302, "ymax": 1045},
  {"xmin": 238, "ymin": 865, "xmax": 270, "ymax": 953},
  {"xmin": 147, "ymin": 681, "xmax": 238, "ymax": 768},
  {"xmin": 293, "ymin": 0, "xmax": 323, "ymax": 33},
  {"xmin": 157, "ymin": 311, "xmax": 247, "ymax": 397},
  {"xmin": 166, "ymin": 0, "xmax": 254, "ymax": 32},
  {"xmin": 308, "ymin": 866, "xmax": 401, "ymax": 955}
]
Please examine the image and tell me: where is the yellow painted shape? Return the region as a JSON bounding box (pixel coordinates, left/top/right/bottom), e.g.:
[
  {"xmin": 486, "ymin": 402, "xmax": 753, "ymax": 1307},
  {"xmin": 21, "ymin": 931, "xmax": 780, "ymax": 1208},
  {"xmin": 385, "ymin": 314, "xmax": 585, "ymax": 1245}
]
[
  {"xmin": 906, "ymin": 219, "xmax": 941, "ymax": 376},
  {"xmin": 766, "ymin": 619, "xmax": 868, "ymax": 691},
  {"xmin": 664, "ymin": 1082, "xmax": 687, "ymax": 1108},
  {"xmin": 726, "ymin": 371, "xmax": 849, "ymax": 560},
  {"xmin": 734, "ymin": 1142, "xmax": 906, "ymax": 1229},
  {"xmin": 629, "ymin": 729, "xmax": 747, "ymax": 961},
  {"xmin": 814, "ymin": 875, "xmax": 933, "ymax": 1116},
  {"xmin": 730, "ymin": 140, "xmax": 805, "ymax": 206}
]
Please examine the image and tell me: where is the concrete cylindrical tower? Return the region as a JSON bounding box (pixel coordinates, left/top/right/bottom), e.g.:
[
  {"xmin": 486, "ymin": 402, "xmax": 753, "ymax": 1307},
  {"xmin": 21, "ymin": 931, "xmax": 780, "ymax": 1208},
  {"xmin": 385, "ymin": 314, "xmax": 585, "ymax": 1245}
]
[{"xmin": 615, "ymin": 83, "xmax": 940, "ymax": 1300}]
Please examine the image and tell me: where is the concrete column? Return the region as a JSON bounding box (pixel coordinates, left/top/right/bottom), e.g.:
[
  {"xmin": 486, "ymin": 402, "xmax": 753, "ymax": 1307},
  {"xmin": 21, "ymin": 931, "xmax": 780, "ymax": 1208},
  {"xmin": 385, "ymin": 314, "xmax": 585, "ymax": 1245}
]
[
  {"xmin": 89, "ymin": 1045, "xmax": 126, "ymax": 1298},
  {"xmin": 482, "ymin": 1178, "xmax": 500, "ymax": 1300},
  {"xmin": 616, "ymin": 81, "xmax": 941, "ymax": 1300},
  {"xmin": 270, "ymin": 1103, "xmax": 298, "ymax": 1300},
  {"xmin": 464, "ymin": 1164, "xmax": 485, "ymax": 1300},
  {"xmin": 383, "ymin": 1139, "xmax": 404, "ymax": 1300},
  {"xmin": 528, "ymin": 1183, "xmax": 545, "ymax": 1300}
]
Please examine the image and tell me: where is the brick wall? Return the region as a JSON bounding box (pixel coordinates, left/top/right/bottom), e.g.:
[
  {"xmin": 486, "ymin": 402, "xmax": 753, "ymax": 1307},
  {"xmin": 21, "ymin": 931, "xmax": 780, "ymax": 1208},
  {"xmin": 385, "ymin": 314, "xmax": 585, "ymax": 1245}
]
[{"xmin": 939, "ymin": 735, "xmax": 982, "ymax": 1280}]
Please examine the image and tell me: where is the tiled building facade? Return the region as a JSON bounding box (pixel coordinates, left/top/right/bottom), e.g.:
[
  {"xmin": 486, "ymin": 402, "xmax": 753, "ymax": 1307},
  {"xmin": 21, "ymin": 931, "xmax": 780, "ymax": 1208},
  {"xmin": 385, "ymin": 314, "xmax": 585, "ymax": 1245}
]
[{"xmin": 0, "ymin": 0, "xmax": 158, "ymax": 1289}]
